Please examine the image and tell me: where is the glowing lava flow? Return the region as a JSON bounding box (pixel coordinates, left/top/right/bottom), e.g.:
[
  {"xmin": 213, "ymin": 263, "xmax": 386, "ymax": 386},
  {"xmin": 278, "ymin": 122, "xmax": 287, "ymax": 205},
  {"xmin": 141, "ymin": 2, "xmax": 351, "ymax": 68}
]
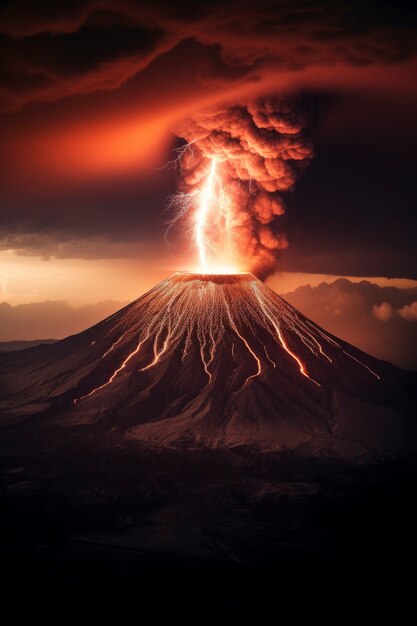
[
  {"xmin": 251, "ymin": 280, "xmax": 320, "ymax": 386},
  {"xmin": 74, "ymin": 273, "xmax": 380, "ymax": 404}
]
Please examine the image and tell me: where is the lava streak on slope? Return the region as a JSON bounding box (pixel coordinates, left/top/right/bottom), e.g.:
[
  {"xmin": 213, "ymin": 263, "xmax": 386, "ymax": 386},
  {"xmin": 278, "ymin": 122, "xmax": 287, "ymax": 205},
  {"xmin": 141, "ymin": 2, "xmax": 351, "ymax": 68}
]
[{"xmin": 73, "ymin": 272, "xmax": 379, "ymax": 405}]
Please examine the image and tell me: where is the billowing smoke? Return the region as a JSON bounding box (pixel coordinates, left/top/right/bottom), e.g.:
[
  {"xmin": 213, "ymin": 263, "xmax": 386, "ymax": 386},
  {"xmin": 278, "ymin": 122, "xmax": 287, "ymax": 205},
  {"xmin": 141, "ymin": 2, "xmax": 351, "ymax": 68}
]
[{"xmin": 175, "ymin": 97, "xmax": 314, "ymax": 278}]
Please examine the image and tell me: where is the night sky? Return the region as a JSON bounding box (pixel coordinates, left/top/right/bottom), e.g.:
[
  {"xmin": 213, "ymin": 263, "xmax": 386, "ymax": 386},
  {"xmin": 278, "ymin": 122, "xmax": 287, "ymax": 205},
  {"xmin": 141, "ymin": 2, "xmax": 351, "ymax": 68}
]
[{"xmin": 0, "ymin": 0, "xmax": 416, "ymax": 363}]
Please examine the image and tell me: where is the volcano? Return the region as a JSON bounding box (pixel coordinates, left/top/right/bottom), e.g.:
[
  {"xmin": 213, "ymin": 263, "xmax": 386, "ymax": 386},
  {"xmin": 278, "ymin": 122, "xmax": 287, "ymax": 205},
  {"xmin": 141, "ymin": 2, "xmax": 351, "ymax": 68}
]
[
  {"xmin": 1, "ymin": 273, "xmax": 417, "ymax": 610},
  {"xmin": 1, "ymin": 272, "xmax": 415, "ymax": 455}
]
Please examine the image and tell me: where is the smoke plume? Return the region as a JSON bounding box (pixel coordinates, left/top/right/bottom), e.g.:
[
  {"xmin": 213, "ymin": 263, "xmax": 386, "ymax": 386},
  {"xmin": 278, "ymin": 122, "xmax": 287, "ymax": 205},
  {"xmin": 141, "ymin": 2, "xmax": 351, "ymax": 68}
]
[{"xmin": 175, "ymin": 97, "xmax": 314, "ymax": 278}]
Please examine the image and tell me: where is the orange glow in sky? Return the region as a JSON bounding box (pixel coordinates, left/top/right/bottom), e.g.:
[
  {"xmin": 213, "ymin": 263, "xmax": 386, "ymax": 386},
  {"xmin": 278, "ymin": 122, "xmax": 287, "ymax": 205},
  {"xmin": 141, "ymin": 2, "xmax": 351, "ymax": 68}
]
[{"xmin": 1, "ymin": 248, "xmax": 416, "ymax": 308}]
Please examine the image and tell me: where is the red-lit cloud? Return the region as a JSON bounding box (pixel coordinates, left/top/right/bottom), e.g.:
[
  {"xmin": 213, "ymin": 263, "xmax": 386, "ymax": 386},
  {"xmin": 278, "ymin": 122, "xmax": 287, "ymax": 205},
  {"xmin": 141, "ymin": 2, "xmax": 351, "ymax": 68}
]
[
  {"xmin": 1, "ymin": 1, "xmax": 416, "ymax": 112},
  {"xmin": 1, "ymin": 0, "xmax": 416, "ymax": 175}
]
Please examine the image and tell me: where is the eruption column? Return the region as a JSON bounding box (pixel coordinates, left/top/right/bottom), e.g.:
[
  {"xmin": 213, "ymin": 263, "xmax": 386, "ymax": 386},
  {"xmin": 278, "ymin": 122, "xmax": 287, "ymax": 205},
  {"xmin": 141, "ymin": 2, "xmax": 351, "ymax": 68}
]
[{"xmin": 174, "ymin": 98, "xmax": 315, "ymax": 277}]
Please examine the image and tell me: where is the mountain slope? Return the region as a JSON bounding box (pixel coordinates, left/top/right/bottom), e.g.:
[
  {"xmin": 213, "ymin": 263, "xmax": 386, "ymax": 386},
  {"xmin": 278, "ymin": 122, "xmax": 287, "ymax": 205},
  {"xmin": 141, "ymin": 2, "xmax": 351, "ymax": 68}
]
[{"xmin": 0, "ymin": 272, "xmax": 415, "ymax": 454}]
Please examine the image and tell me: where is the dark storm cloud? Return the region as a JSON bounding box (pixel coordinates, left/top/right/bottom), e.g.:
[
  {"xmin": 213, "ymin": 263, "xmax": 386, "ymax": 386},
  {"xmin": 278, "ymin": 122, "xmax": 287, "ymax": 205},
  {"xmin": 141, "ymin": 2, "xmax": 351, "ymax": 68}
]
[
  {"xmin": 0, "ymin": 0, "xmax": 416, "ymax": 111},
  {"xmin": 0, "ymin": 0, "xmax": 416, "ymax": 276},
  {"xmin": 284, "ymin": 98, "xmax": 417, "ymax": 280},
  {"xmin": 0, "ymin": 169, "xmax": 173, "ymax": 259},
  {"xmin": 2, "ymin": 18, "xmax": 163, "ymax": 77},
  {"xmin": 0, "ymin": 5, "xmax": 170, "ymax": 110}
]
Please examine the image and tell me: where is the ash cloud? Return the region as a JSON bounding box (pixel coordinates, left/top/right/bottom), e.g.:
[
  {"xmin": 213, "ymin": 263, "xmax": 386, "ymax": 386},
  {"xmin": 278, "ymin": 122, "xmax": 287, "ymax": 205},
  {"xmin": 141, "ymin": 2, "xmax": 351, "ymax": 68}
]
[{"xmin": 176, "ymin": 97, "xmax": 314, "ymax": 277}]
